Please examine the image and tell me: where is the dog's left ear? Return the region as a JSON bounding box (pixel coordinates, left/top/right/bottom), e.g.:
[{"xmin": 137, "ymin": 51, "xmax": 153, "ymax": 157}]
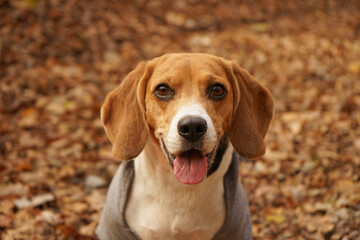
[
  {"xmin": 225, "ymin": 60, "xmax": 274, "ymax": 159},
  {"xmin": 101, "ymin": 62, "xmax": 151, "ymax": 160}
]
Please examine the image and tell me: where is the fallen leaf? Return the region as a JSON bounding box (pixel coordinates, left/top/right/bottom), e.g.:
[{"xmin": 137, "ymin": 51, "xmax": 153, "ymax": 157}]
[
  {"xmin": 65, "ymin": 201, "xmax": 88, "ymax": 214},
  {"xmin": 299, "ymin": 213, "xmax": 335, "ymax": 235},
  {"xmin": 264, "ymin": 208, "xmax": 285, "ymax": 224},
  {"xmin": 348, "ymin": 61, "xmax": 360, "ymax": 74},
  {"xmin": 56, "ymin": 224, "xmax": 76, "ymax": 239},
  {"xmin": 15, "ymin": 161, "xmax": 33, "ymax": 171},
  {"xmin": 36, "ymin": 210, "xmax": 59, "ymax": 224},
  {"xmin": 335, "ymin": 179, "xmax": 360, "ymax": 195},
  {"xmin": 0, "ymin": 214, "xmax": 12, "ymax": 228},
  {"xmin": 281, "ymin": 112, "xmax": 305, "ymax": 135},
  {"xmin": 85, "ymin": 175, "xmax": 107, "ymax": 188},
  {"xmin": 250, "ymin": 23, "xmax": 268, "ymax": 32},
  {"xmin": 85, "ymin": 190, "xmax": 106, "ymax": 211},
  {"xmin": 78, "ymin": 221, "xmax": 98, "ymax": 236},
  {"xmin": 14, "ymin": 193, "xmax": 55, "ymax": 209},
  {"xmin": 0, "ymin": 183, "xmax": 29, "ymax": 197},
  {"xmin": 31, "ymin": 193, "xmax": 55, "ymax": 207}
]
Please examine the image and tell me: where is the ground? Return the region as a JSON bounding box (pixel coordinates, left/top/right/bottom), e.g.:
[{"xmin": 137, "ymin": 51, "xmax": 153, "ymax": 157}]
[{"xmin": 0, "ymin": 0, "xmax": 360, "ymax": 239}]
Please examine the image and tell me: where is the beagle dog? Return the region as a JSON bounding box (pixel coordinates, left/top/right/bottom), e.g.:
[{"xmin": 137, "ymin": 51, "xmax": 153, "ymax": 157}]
[{"xmin": 96, "ymin": 53, "xmax": 274, "ymax": 240}]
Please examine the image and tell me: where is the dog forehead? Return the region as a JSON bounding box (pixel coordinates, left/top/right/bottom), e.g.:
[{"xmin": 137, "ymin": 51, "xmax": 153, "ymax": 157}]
[{"xmin": 150, "ymin": 53, "xmax": 228, "ymax": 80}]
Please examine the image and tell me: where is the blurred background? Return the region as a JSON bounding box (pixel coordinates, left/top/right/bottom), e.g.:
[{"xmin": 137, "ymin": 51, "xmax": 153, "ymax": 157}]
[{"xmin": 1, "ymin": 0, "xmax": 360, "ymax": 239}]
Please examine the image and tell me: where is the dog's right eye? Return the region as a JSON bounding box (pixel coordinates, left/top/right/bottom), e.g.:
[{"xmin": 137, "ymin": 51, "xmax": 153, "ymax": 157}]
[{"xmin": 154, "ymin": 84, "xmax": 174, "ymax": 101}]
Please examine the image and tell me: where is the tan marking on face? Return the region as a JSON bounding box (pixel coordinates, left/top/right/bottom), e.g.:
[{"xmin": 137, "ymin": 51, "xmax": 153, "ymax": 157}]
[{"xmin": 144, "ymin": 54, "xmax": 234, "ymax": 150}]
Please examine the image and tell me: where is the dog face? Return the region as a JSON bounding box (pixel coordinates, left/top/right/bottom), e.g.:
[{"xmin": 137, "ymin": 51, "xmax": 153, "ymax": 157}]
[
  {"xmin": 101, "ymin": 53, "xmax": 274, "ymax": 184},
  {"xmin": 144, "ymin": 55, "xmax": 235, "ymax": 184}
]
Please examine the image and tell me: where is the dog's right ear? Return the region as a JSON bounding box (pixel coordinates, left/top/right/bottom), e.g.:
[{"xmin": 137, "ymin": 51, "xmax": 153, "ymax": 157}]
[{"xmin": 101, "ymin": 62, "xmax": 151, "ymax": 160}]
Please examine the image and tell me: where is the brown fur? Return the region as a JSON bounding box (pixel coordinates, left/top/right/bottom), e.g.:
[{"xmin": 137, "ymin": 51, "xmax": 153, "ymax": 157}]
[
  {"xmin": 101, "ymin": 62, "xmax": 150, "ymax": 160},
  {"xmin": 101, "ymin": 53, "xmax": 274, "ymax": 160},
  {"xmin": 223, "ymin": 60, "xmax": 274, "ymax": 159}
]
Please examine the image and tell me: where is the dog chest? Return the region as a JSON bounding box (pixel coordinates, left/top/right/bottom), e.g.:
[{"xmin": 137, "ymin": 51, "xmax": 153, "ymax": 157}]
[{"xmin": 124, "ymin": 151, "xmax": 227, "ymax": 240}]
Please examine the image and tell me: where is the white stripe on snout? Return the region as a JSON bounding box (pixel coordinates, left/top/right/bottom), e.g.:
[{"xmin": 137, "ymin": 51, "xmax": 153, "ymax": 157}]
[{"xmin": 166, "ymin": 104, "xmax": 217, "ymax": 155}]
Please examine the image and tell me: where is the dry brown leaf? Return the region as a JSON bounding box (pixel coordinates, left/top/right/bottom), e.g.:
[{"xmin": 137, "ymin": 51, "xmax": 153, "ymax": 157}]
[
  {"xmin": 56, "ymin": 224, "xmax": 76, "ymax": 239},
  {"xmin": 66, "ymin": 201, "xmax": 88, "ymax": 214},
  {"xmin": 0, "ymin": 214, "xmax": 12, "ymax": 228},
  {"xmin": 334, "ymin": 179, "xmax": 360, "ymax": 195},
  {"xmin": 15, "ymin": 161, "xmax": 33, "ymax": 171},
  {"xmin": 78, "ymin": 221, "xmax": 98, "ymax": 236}
]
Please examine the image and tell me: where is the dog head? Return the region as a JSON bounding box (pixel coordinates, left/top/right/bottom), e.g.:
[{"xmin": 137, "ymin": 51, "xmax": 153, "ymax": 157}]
[{"xmin": 101, "ymin": 53, "xmax": 274, "ymax": 184}]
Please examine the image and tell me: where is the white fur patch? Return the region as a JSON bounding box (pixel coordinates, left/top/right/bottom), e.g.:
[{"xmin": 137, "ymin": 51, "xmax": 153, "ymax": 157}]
[
  {"xmin": 125, "ymin": 141, "xmax": 234, "ymax": 240},
  {"xmin": 165, "ymin": 103, "xmax": 217, "ymax": 155}
]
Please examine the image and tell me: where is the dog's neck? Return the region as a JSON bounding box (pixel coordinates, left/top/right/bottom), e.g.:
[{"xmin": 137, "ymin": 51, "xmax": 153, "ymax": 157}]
[{"xmin": 125, "ymin": 137, "xmax": 234, "ymax": 239}]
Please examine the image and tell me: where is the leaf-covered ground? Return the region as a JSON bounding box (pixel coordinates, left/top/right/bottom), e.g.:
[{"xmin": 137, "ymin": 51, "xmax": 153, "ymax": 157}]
[{"xmin": 1, "ymin": 1, "xmax": 360, "ymax": 239}]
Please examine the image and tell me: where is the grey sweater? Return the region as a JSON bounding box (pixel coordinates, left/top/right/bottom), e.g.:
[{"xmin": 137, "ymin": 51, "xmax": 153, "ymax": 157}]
[{"xmin": 96, "ymin": 153, "xmax": 252, "ymax": 240}]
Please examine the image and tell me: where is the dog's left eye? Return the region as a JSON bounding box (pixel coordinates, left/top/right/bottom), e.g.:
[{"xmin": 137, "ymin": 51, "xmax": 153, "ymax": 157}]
[
  {"xmin": 208, "ymin": 83, "xmax": 227, "ymax": 100},
  {"xmin": 154, "ymin": 84, "xmax": 174, "ymax": 100}
]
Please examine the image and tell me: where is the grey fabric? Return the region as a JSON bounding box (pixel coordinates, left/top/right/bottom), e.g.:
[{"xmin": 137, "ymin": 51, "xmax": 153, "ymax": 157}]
[
  {"xmin": 96, "ymin": 153, "xmax": 252, "ymax": 240},
  {"xmin": 212, "ymin": 153, "xmax": 252, "ymax": 240},
  {"xmin": 96, "ymin": 161, "xmax": 140, "ymax": 240}
]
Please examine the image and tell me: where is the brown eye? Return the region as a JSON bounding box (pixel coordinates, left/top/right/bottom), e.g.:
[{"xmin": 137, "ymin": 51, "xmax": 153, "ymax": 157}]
[
  {"xmin": 208, "ymin": 83, "xmax": 226, "ymax": 100},
  {"xmin": 154, "ymin": 84, "xmax": 174, "ymax": 101},
  {"xmin": 157, "ymin": 85, "xmax": 169, "ymax": 96},
  {"xmin": 212, "ymin": 85, "xmax": 224, "ymax": 96}
]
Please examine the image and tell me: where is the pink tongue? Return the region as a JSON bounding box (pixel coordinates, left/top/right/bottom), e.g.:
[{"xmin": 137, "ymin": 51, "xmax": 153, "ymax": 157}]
[{"xmin": 173, "ymin": 150, "xmax": 208, "ymax": 185}]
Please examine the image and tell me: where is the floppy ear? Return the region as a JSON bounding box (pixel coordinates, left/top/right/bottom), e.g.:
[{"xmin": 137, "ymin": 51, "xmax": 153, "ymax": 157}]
[
  {"xmin": 226, "ymin": 61, "xmax": 274, "ymax": 159},
  {"xmin": 101, "ymin": 62, "xmax": 151, "ymax": 160}
]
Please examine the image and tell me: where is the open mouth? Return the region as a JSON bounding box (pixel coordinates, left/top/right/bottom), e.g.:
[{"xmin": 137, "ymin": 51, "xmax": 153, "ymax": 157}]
[
  {"xmin": 161, "ymin": 140, "xmax": 215, "ymax": 185},
  {"xmin": 173, "ymin": 149, "xmax": 208, "ymax": 185}
]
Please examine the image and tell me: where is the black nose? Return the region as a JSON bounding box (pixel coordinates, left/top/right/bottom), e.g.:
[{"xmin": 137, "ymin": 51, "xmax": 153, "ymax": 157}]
[{"xmin": 177, "ymin": 116, "xmax": 207, "ymax": 142}]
